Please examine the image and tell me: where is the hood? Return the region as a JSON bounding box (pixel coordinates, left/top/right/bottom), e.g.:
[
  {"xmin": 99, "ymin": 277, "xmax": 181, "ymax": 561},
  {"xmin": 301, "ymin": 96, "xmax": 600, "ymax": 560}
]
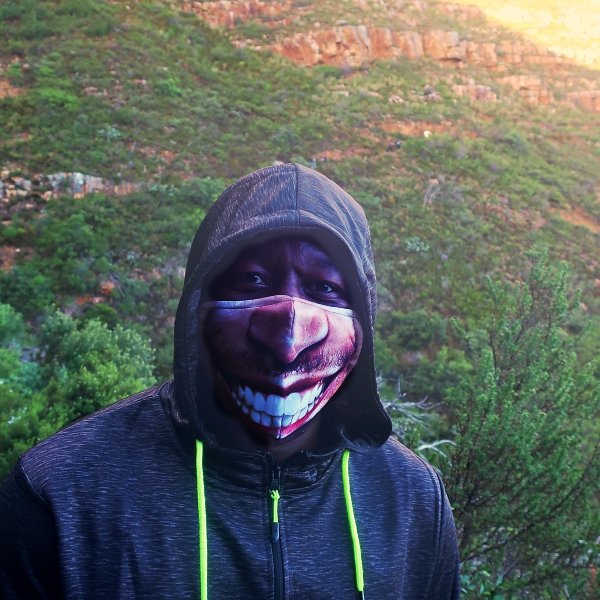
[{"xmin": 171, "ymin": 163, "xmax": 391, "ymax": 450}]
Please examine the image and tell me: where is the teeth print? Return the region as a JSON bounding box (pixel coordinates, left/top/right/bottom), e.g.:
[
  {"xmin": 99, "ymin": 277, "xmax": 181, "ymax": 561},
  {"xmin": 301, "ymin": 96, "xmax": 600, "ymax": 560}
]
[
  {"xmin": 229, "ymin": 380, "xmax": 326, "ymax": 430},
  {"xmin": 253, "ymin": 392, "xmax": 266, "ymax": 411},
  {"xmin": 265, "ymin": 394, "xmax": 285, "ymax": 416},
  {"xmin": 284, "ymin": 392, "xmax": 301, "ymax": 416}
]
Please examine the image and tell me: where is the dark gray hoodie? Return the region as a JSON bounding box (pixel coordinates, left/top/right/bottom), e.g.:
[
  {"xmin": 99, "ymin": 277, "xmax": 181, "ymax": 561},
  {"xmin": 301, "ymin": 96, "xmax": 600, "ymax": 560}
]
[{"xmin": 0, "ymin": 163, "xmax": 460, "ymax": 599}]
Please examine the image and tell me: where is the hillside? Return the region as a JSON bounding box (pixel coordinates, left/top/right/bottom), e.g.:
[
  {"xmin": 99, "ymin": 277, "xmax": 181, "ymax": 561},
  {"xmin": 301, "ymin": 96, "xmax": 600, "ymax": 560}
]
[
  {"xmin": 1, "ymin": 1, "xmax": 599, "ymax": 595},
  {"xmin": 2, "ymin": 0, "xmax": 599, "ymax": 367}
]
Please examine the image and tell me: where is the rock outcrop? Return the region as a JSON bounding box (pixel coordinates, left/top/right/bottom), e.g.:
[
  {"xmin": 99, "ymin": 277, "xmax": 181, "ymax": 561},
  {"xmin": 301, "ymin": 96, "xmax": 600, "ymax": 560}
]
[
  {"xmin": 452, "ymin": 79, "xmax": 497, "ymax": 102},
  {"xmin": 180, "ymin": 0, "xmax": 599, "ymax": 111},
  {"xmin": 179, "ymin": 0, "xmax": 291, "ymax": 28},
  {"xmin": 269, "ymin": 26, "xmax": 576, "ymax": 71},
  {"xmin": 0, "ymin": 170, "xmax": 141, "ymax": 207},
  {"xmin": 498, "ymin": 75, "xmax": 553, "ymax": 105}
]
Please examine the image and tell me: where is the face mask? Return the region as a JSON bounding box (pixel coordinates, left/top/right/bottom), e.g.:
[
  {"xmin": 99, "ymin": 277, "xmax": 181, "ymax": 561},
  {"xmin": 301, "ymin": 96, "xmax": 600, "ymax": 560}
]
[{"xmin": 199, "ymin": 295, "xmax": 363, "ymax": 439}]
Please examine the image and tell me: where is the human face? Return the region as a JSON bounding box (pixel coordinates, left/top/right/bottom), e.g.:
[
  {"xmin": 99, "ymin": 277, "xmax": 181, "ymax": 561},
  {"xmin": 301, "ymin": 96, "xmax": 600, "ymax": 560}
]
[{"xmin": 200, "ymin": 237, "xmax": 363, "ymax": 439}]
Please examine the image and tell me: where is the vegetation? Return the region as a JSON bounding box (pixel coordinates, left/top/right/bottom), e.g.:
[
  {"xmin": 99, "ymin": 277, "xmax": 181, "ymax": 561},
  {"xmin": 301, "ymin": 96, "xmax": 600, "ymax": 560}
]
[
  {"xmin": 0, "ymin": 304, "xmax": 155, "ymax": 477},
  {"xmin": 446, "ymin": 252, "xmax": 599, "ymax": 597},
  {"xmin": 0, "ymin": 177, "xmax": 224, "ymax": 373},
  {"xmin": 1, "ymin": 0, "xmax": 598, "ymax": 596}
]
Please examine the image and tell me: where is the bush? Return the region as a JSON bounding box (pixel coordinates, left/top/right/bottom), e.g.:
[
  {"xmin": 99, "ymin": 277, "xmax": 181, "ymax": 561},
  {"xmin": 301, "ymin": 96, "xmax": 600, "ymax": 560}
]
[
  {"xmin": 378, "ymin": 309, "xmax": 446, "ymax": 354},
  {"xmin": 35, "ymin": 87, "xmax": 80, "ymax": 111},
  {"xmin": 445, "ymin": 251, "xmax": 600, "ymax": 596},
  {"xmin": 0, "ymin": 265, "xmax": 54, "ymax": 318},
  {"xmin": 0, "ymin": 310, "xmax": 156, "ymax": 480}
]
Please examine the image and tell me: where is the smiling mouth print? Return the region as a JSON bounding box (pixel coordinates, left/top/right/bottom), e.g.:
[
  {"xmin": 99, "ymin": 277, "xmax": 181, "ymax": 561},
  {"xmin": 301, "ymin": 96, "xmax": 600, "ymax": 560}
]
[
  {"xmin": 230, "ymin": 378, "xmax": 326, "ymax": 430},
  {"xmin": 200, "ymin": 295, "xmax": 363, "ymax": 439}
]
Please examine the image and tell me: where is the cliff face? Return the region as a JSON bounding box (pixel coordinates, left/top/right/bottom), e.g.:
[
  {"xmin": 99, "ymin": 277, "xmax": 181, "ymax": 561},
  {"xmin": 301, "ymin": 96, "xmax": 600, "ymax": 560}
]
[
  {"xmin": 179, "ymin": 0, "xmax": 599, "ymax": 111},
  {"xmin": 270, "ymin": 28, "xmax": 574, "ymax": 70}
]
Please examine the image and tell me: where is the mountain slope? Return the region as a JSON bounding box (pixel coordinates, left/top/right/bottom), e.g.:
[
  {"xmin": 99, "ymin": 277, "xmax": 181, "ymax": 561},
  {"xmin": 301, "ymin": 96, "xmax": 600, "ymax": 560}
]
[{"xmin": 1, "ymin": 0, "xmax": 598, "ymax": 362}]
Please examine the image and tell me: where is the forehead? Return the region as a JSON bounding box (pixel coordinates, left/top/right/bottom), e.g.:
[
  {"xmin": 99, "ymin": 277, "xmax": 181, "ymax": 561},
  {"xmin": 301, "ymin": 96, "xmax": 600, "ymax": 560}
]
[{"xmin": 219, "ymin": 235, "xmax": 344, "ymax": 274}]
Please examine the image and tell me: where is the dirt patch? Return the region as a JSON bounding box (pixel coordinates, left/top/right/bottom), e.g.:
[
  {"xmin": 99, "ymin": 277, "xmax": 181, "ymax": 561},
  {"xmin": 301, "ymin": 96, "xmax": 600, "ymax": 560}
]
[
  {"xmin": 551, "ymin": 206, "xmax": 600, "ymax": 234},
  {"xmin": 0, "ymin": 245, "xmax": 22, "ymax": 271},
  {"xmin": 0, "ymin": 78, "xmax": 22, "ymax": 99},
  {"xmin": 484, "ymin": 203, "xmax": 547, "ymax": 230}
]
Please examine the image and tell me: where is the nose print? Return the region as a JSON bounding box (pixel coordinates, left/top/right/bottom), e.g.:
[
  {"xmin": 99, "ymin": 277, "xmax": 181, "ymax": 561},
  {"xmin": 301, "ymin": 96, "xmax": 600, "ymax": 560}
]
[{"xmin": 248, "ymin": 299, "xmax": 329, "ymax": 364}]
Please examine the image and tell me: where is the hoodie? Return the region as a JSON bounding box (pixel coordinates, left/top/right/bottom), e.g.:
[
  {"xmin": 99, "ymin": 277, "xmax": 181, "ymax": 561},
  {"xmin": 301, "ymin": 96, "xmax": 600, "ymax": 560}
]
[{"xmin": 0, "ymin": 164, "xmax": 460, "ymax": 599}]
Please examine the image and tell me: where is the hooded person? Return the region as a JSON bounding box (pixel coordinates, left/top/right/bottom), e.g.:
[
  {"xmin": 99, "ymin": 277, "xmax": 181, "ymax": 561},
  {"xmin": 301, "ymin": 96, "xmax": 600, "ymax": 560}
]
[{"xmin": 0, "ymin": 163, "xmax": 460, "ymax": 599}]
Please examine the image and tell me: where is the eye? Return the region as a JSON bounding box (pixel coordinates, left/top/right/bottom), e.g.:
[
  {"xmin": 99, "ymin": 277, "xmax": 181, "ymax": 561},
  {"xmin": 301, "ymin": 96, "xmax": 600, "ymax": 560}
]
[
  {"xmin": 313, "ymin": 281, "xmax": 336, "ymax": 294},
  {"xmin": 234, "ymin": 272, "xmax": 268, "ymax": 290},
  {"xmin": 306, "ymin": 280, "xmax": 350, "ymax": 307}
]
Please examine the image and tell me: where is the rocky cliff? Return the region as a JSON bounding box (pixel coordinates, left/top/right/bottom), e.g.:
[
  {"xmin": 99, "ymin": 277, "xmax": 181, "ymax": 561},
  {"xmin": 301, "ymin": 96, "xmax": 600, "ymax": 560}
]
[
  {"xmin": 179, "ymin": 0, "xmax": 599, "ymax": 111},
  {"xmin": 270, "ymin": 28, "xmax": 576, "ymax": 71}
]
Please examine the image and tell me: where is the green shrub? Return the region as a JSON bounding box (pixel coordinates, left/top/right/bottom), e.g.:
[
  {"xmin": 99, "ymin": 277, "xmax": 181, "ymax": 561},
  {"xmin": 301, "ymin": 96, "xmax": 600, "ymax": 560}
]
[
  {"xmin": 0, "ymin": 266, "xmax": 54, "ymax": 318},
  {"xmin": 446, "ymin": 251, "xmax": 600, "ymax": 596},
  {"xmin": 0, "ymin": 310, "xmax": 156, "ymax": 480},
  {"xmin": 154, "ymin": 77, "xmax": 183, "ymax": 97},
  {"xmin": 35, "ymin": 87, "xmax": 80, "ymax": 111}
]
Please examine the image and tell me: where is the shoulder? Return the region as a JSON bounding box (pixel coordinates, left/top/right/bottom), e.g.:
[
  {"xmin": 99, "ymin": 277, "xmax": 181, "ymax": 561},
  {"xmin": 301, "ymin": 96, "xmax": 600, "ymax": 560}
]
[
  {"xmin": 350, "ymin": 438, "xmax": 447, "ymax": 515},
  {"xmin": 19, "ymin": 384, "xmax": 172, "ymax": 494},
  {"xmin": 356, "ymin": 437, "xmax": 442, "ymax": 487}
]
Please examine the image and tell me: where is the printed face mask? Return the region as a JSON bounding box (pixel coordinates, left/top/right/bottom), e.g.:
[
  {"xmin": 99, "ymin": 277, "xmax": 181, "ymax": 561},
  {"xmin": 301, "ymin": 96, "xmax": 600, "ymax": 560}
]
[{"xmin": 199, "ymin": 295, "xmax": 363, "ymax": 440}]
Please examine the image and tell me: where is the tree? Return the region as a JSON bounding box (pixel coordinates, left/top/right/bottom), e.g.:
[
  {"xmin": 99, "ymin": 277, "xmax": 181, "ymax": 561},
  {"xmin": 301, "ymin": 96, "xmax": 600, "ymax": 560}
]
[
  {"xmin": 0, "ymin": 304, "xmax": 42, "ymax": 477},
  {"xmin": 445, "ymin": 252, "xmax": 599, "ymax": 597},
  {"xmin": 0, "ymin": 308, "xmax": 156, "ymax": 480}
]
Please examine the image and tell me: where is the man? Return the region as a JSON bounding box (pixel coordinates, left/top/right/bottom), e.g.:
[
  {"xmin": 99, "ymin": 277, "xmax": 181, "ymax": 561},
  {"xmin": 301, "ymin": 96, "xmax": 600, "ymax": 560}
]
[{"xmin": 0, "ymin": 163, "xmax": 460, "ymax": 598}]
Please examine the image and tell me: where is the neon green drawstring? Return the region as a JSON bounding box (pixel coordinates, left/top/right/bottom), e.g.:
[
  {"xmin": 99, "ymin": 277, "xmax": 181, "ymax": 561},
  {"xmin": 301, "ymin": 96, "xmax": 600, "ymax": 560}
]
[
  {"xmin": 342, "ymin": 449, "xmax": 365, "ymax": 599},
  {"xmin": 196, "ymin": 440, "xmax": 208, "ymax": 600},
  {"xmin": 195, "ymin": 443, "xmax": 365, "ymax": 600}
]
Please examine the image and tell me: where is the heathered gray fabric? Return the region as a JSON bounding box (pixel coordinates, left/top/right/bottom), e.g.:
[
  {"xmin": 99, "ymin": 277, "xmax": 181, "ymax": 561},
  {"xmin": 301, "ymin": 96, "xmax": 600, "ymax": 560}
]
[
  {"xmin": 0, "ymin": 164, "xmax": 460, "ymax": 598},
  {"xmin": 0, "ymin": 387, "xmax": 459, "ymax": 598}
]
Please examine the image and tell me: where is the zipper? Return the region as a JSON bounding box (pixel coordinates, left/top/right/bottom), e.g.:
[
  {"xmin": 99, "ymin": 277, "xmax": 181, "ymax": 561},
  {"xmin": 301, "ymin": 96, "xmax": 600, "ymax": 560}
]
[{"xmin": 270, "ymin": 464, "xmax": 284, "ymax": 600}]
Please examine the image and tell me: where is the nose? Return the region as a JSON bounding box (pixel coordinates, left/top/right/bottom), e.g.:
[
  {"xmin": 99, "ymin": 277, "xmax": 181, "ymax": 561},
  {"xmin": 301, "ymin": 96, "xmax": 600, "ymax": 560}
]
[{"xmin": 248, "ymin": 298, "xmax": 328, "ymax": 364}]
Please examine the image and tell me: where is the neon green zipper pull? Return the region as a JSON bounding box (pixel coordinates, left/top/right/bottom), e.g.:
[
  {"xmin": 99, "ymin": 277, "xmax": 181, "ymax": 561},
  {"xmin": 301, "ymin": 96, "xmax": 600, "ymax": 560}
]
[{"xmin": 270, "ymin": 488, "xmax": 281, "ymax": 543}]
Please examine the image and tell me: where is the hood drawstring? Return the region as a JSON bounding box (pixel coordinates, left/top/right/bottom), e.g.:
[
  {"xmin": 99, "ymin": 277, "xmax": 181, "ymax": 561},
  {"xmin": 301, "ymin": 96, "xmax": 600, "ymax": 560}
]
[
  {"xmin": 342, "ymin": 448, "xmax": 366, "ymax": 600},
  {"xmin": 196, "ymin": 441, "xmax": 208, "ymax": 600},
  {"xmin": 195, "ymin": 441, "xmax": 365, "ymax": 600}
]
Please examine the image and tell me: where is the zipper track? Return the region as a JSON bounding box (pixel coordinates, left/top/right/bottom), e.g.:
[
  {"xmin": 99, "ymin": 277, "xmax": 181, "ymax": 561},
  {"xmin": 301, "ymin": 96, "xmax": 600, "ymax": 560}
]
[{"xmin": 270, "ymin": 465, "xmax": 284, "ymax": 600}]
